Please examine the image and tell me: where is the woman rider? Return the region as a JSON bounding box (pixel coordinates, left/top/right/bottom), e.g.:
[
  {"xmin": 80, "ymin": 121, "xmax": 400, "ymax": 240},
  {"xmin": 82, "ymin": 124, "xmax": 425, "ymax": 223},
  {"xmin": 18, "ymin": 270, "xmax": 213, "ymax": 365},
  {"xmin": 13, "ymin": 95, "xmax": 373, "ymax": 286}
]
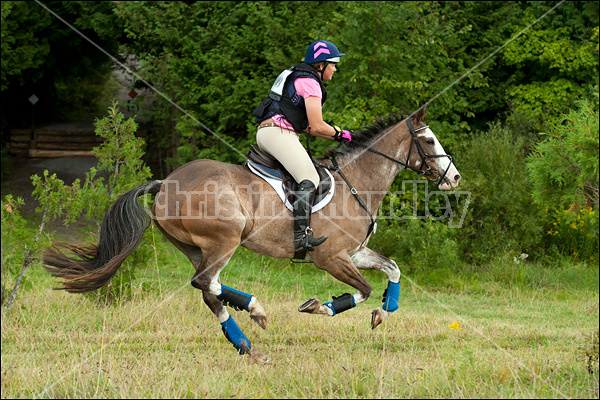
[{"xmin": 252, "ymin": 40, "xmax": 353, "ymax": 257}]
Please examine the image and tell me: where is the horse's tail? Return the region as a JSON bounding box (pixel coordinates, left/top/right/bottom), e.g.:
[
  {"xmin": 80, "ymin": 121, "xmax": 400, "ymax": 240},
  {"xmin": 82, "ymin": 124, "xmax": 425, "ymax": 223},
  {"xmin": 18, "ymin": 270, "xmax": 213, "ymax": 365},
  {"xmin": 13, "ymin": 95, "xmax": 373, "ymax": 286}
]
[{"xmin": 43, "ymin": 180, "xmax": 163, "ymax": 293}]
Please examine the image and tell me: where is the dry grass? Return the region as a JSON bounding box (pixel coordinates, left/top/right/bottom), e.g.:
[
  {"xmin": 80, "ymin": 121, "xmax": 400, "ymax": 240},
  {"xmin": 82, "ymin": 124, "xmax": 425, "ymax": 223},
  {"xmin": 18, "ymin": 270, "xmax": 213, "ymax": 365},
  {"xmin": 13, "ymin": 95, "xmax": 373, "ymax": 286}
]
[{"xmin": 2, "ymin": 269, "xmax": 598, "ymax": 399}]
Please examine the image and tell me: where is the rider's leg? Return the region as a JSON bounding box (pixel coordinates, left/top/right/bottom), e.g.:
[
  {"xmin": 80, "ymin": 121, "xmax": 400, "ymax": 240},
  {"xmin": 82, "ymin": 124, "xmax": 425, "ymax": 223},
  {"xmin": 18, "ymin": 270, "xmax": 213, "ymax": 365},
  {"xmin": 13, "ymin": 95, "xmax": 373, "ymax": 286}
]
[
  {"xmin": 292, "ymin": 179, "xmax": 327, "ymax": 252},
  {"xmin": 256, "ymin": 126, "xmax": 327, "ymax": 254},
  {"xmin": 256, "ymin": 126, "xmax": 319, "ymax": 187}
]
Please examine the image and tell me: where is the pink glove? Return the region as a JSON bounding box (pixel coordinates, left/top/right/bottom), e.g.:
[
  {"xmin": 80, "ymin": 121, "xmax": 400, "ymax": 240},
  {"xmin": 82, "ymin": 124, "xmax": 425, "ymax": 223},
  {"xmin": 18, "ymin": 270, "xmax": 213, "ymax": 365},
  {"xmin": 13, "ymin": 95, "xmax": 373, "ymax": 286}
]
[{"xmin": 333, "ymin": 126, "xmax": 353, "ymax": 143}]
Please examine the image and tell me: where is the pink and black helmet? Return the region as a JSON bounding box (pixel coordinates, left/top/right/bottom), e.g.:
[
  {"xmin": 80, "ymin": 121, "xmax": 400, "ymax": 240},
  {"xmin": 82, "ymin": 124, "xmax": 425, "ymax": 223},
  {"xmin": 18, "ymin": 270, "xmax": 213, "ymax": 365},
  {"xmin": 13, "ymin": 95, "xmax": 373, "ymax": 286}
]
[{"xmin": 304, "ymin": 40, "xmax": 346, "ymax": 64}]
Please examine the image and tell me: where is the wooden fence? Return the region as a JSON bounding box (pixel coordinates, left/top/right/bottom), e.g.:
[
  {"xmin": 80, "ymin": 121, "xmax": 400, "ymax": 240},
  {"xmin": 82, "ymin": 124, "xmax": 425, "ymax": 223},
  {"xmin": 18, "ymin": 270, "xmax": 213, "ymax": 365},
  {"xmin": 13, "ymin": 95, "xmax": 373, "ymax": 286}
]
[{"xmin": 10, "ymin": 122, "xmax": 148, "ymax": 158}]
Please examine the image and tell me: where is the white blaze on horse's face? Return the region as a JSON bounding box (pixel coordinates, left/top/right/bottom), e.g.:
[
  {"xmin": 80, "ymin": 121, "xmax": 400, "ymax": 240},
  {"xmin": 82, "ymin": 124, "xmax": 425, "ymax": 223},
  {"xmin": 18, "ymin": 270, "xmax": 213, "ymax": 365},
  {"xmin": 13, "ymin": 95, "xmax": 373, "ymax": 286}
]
[{"xmin": 418, "ymin": 127, "xmax": 461, "ymax": 190}]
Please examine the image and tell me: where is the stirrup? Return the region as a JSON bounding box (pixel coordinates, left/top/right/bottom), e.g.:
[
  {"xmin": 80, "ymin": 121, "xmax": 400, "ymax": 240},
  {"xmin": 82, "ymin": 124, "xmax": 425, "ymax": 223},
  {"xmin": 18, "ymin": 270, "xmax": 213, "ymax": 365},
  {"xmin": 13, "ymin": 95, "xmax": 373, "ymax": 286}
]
[{"xmin": 295, "ymin": 228, "xmax": 327, "ymax": 250}]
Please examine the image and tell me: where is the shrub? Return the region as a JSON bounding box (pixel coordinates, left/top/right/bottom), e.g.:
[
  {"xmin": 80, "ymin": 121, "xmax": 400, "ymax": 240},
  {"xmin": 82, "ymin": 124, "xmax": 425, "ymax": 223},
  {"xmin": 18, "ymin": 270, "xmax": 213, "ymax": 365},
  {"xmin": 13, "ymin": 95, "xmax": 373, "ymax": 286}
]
[
  {"xmin": 545, "ymin": 207, "xmax": 599, "ymax": 264},
  {"xmin": 371, "ymin": 218, "xmax": 461, "ymax": 284},
  {"xmin": 2, "ymin": 171, "xmax": 82, "ymax": 308},
  {"xmin": 454, "ymin": 121, "xmax": 546, "ymax": 264},
  {"xmin": 80, "ymin": 102, "xmax": 154, "ymax": 302},
  {"xmin": 1, "ymin": 195, "xmax": 29, "ymax": 306}
]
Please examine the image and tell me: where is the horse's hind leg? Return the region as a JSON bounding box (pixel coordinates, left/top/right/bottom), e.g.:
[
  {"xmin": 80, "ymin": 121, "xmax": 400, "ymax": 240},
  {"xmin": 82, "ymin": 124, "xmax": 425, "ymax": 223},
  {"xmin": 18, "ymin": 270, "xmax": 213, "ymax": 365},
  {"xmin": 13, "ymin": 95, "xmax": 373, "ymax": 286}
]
[
  {"xmin": 201, "ymin": 288, "xmax": 269, "ymax": 364},
  {"xmin": 351, "ymin": 247, "xmax": 401, "ymax": 329},
  {"xmin": 191, "ymin": 250, "xmax": 269, "ymax": 364},
  {"xmin": 152, "ymin": 223, "xmax": 268, "ymax": 362},
  {"xmin": 187, "ymin": 248, "xmax": 267, "ymax": 331}
]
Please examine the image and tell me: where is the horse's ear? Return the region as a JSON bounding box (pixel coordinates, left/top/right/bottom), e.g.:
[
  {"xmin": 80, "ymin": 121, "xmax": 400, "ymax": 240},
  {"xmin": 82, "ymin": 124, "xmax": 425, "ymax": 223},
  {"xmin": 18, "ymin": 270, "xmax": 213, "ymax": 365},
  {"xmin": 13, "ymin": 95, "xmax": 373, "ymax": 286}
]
[{"xmin": 416, "ymin": 106, "xmax": 427, "ymax": 123}]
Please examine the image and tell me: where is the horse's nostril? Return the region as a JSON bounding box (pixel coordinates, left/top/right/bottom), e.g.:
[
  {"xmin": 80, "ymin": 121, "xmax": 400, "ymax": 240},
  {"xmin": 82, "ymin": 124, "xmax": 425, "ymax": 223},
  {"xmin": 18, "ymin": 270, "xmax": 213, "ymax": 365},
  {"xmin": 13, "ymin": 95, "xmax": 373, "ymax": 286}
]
[{"xmin": 454, "ymin": 175, "xmax": 461, "ymax": 182}]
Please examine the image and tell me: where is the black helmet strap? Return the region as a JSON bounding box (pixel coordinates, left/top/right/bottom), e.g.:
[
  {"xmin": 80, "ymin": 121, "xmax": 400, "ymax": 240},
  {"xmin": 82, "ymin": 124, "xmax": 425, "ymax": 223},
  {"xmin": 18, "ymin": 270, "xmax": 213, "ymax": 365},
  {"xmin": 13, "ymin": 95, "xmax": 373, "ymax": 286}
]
[{"xmin": 316, "ymin": 61, "xmax": 330, "ymax": 81}]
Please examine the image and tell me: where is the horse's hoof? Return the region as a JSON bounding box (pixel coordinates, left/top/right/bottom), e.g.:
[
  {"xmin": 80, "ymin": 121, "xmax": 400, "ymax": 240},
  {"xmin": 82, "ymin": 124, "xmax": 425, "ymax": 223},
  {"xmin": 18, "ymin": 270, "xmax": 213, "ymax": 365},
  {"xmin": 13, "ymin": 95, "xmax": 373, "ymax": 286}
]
[
  {"xmin": 248, "ymin": 347, "xmax": 270, "ymax": 364},
  {"xmin": 251, "ymin": 314, "xmax": 267, "ymax": 330},
  {"xmin": 298, "ymin": 298, "xmax": 321, "ymax": 313},
  {"xmin": 371, "ymin": 307, "xmax": 389, "ymax": 329}
]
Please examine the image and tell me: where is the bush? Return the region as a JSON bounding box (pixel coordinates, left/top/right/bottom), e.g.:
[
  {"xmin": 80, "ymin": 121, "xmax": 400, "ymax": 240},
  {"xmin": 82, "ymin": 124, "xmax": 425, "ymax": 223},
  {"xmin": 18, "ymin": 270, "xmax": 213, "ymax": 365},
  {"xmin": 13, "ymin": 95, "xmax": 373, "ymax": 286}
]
[
  {"xmin": 454, "ymin": 121, "xmax": 546, "ymax": 265},
  {"xmin": 1, "ymin": 195, "xmax": 29, "ymax": 305},
  {"xmin": 371, "ymin": 218, "xmax": 461, "ymax": 284},
  {"xmin": 544, "ymin": 207, "xmax": 599, "ymax": 264},
  {"xmin": 2, "ymin": 171, "xmax": 82, "ymax": 308},
  {"xmin": 80, "ymin": 102, "xmax": 155, "ymax": 302}
]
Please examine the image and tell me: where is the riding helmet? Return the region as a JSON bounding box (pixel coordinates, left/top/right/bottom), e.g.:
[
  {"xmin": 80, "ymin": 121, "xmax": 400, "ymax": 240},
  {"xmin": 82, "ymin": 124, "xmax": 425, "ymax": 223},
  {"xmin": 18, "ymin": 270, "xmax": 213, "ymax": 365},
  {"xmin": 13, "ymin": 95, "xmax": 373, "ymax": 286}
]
[{"xmin": 304, "ymin": 40, "xmax": 346, "ymax": 64}]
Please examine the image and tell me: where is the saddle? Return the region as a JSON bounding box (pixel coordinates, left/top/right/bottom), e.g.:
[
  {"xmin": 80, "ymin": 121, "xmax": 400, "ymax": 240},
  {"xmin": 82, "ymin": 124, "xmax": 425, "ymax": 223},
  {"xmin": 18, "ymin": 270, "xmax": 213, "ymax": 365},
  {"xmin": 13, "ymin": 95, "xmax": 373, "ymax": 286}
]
[{"xmin": 245, "ymin": 145, "xmax": 333, "ymax": 206}]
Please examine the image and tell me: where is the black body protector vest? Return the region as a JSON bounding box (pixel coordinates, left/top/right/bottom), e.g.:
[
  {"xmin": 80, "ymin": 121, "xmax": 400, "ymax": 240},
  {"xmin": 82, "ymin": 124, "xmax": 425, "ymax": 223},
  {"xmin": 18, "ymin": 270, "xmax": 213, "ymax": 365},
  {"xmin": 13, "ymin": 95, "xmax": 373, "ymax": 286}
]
[{"xmin": 252, "ymin": 63, "xmax": 327, "ymax": 134}]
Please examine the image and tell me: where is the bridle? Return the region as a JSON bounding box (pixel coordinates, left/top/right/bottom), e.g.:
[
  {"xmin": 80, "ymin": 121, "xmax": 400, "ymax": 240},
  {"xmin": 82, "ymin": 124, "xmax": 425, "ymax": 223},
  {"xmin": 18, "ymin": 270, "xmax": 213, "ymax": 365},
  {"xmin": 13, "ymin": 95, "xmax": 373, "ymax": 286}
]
[
  {"xmin": 403, "ymin": 118, "xmax": 453, "ymax": 187},
  {"xmin": 358, "ymin": 117, "xmax": 453, "ymax": 187}
]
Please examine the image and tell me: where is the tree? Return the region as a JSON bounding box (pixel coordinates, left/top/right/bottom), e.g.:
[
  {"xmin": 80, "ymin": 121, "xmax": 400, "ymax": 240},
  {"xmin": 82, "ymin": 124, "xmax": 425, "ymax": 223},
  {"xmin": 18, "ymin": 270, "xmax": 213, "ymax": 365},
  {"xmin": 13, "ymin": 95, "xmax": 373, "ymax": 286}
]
[
  {"xmin": 526, "ymin": 87, "xmax": 599, "ymax": 210},
  {"xmin": 1, "ymin": 1, "xmax": 121, "ymax": 146}
]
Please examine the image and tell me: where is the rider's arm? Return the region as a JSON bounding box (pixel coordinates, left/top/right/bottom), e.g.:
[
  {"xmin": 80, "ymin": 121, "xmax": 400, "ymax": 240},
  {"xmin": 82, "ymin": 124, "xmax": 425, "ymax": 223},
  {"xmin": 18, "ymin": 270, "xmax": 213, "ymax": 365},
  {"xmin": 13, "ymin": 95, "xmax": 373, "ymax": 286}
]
[{"xmin": 304, "ymin": 97, "xmax": 337, "ymax": 139}]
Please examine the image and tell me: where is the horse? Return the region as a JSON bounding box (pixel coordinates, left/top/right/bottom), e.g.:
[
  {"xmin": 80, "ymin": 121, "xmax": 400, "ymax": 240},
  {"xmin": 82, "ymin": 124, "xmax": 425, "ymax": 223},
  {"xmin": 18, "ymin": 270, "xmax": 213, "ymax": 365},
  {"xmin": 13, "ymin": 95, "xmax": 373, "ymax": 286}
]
[{"xmin": 43, "ymin": 106, "xmax": 461, "ymax": 363}]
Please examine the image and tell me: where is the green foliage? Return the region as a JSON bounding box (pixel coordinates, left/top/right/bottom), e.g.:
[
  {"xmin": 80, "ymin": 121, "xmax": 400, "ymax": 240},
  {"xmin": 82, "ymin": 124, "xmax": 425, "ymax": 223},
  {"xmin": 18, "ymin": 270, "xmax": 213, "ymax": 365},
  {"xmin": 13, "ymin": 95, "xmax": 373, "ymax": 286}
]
[
  {"xmin": 503, "ymin": 5, "xmax": 599, "ymax": 129},
  {"xmin": 526, "ymin": 90, "xmax": 599, "ymax": 210},
  {"xmin": 1, "ymin": 1, "xmax": 122, "ymax": 139},
  {"xmin": 545, "ymin": 207, "xmax": 599, "ymax": 264},
  {"xmin": 0, "ymin": 1, "xmax": 51, "ymax": 91},
  {"xmin": 79, "ymin": 103, "xmax": 154, "ymax": 302},
  {"xmin": 1, "ymin": 195, "xmax": 28, "ymax": 305},
  {"xmin": 315, "ymin": 1, "xmax": 490, "ymax": 147},
  {"xmin": 371, "ymin": 218, "xmax": 461, "ymax": 284},
  {"xmin": 3, "ymin": 1, "xmax": 597, "ymax": 170},
  {"xmin": 3, "ymin": 104, "xmax": 155, "ymax": 305},
  {"xmin": 92, "ymin": 102, "xmax": 153, "ymax": 198},
  {"xmin": 2, "ymin": 171, "xmax": 84, "ymax": 307},
  {"xmin": 453, "ymin": 121, "xmax": 546, "ymax": 264},
  {"xmin": 30, "ymin": 170, "xmax": 84, "ymax": 226},
  {"xmin": 74, "ymin": 102, "xmax": 153, "ymax": 224}
]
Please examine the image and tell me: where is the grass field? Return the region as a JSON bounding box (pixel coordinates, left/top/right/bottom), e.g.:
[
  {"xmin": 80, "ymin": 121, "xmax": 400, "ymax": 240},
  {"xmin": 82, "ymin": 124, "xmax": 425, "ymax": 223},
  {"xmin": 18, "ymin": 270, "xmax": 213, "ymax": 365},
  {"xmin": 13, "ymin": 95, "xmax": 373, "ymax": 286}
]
[{"xmin": 1, "ymin": 230, "xmax": 599, "ymax": 399}]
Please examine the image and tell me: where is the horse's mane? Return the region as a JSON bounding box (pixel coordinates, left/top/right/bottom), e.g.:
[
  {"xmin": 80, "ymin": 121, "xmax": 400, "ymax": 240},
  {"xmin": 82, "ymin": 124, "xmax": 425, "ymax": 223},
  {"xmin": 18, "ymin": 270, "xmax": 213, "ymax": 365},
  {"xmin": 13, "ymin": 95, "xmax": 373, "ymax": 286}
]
[{"xmin": 325, "ymin": 113, "xmax": 406, "ymax": 159}]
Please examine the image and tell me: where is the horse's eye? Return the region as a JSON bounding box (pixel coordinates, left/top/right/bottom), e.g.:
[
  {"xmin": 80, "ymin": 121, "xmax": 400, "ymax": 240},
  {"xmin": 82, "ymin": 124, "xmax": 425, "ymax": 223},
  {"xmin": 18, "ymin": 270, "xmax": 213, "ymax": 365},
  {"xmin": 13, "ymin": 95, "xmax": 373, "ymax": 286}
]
[{"xmin": 426, "ymin": 139, "xmax": 434, "ymax": 146}]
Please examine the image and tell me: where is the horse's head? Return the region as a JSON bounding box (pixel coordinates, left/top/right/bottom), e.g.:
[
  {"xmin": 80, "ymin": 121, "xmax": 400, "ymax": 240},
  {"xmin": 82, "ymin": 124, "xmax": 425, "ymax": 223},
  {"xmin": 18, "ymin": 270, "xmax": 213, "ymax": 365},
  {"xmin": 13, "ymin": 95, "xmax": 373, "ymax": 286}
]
[{"xmin": 406, "ymin": 107, "xmax": 461, "ymax": 190}]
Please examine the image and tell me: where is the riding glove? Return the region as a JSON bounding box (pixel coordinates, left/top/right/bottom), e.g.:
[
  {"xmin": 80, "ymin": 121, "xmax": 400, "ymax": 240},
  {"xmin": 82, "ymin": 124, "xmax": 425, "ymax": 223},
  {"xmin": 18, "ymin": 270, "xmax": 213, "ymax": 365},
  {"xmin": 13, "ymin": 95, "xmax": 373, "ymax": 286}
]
[{"xmin": 333, "ymin": 126, "xmax": 353, "ymax": 142}]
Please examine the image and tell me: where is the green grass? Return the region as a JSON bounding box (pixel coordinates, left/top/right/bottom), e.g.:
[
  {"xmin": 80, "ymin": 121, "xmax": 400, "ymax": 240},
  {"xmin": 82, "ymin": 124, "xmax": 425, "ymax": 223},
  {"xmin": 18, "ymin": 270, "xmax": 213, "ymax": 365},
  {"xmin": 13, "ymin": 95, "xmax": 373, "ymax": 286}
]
[{"xmin": 1, "ymin": 232, "xmax": 599, "ymax": 398}]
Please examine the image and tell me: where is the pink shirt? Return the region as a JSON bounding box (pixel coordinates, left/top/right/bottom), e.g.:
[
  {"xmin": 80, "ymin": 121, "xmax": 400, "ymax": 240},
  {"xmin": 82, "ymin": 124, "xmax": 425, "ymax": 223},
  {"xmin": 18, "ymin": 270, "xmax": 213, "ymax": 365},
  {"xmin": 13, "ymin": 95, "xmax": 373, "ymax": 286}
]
[{"xmin": 272, "ymin": 78, "xmax": 322, "ymax": 132}]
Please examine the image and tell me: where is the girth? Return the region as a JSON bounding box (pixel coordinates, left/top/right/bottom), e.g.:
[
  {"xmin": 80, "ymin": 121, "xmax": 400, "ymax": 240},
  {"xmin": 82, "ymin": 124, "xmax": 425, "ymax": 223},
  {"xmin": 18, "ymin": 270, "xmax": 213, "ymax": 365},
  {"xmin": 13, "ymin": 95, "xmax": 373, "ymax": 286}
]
[{"xmin": 246, "ymin": 145, "xmax": 332, "ymax": 205}]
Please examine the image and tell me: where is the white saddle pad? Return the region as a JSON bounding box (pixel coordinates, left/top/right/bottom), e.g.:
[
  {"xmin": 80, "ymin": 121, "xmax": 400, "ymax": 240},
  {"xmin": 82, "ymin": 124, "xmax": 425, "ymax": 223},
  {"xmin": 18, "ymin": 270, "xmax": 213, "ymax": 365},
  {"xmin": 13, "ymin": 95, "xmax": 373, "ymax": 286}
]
[{"xmin": 247, "ymin": 163, "xmax": 335, "ymax": 213}]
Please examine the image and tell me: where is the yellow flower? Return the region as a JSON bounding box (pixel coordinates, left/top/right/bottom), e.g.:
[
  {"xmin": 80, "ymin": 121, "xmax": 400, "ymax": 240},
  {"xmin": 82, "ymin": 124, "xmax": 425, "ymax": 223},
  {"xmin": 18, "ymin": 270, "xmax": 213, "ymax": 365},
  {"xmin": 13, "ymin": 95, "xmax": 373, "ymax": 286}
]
[
  {"xmin": 448, "ymin": 321, "xmax": 462, "ymax": 331},
  {"xmin": 570, "ymin": 222, "xmax": 577, "ymax": 230}
]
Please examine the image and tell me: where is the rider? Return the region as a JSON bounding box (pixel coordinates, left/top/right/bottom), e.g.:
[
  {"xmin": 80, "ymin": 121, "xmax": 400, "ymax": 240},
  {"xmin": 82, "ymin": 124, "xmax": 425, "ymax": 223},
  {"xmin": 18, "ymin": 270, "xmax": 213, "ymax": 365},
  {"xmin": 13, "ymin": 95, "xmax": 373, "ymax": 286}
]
[{"xmin": 252, "ymin": 40, "xmax": 353, "ymax": 257}]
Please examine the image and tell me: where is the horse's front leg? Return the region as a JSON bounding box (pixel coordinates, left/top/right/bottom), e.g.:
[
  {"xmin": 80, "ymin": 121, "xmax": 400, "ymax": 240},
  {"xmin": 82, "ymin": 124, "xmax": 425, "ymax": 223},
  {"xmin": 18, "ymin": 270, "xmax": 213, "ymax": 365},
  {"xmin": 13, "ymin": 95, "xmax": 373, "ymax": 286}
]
[
  {"xmin": 351, "ymin": 247, "xmax": 401, "ymax": 329},
  {"xmin": 298, "ymin": 252, "xmax": 372, "ymax": 316}
]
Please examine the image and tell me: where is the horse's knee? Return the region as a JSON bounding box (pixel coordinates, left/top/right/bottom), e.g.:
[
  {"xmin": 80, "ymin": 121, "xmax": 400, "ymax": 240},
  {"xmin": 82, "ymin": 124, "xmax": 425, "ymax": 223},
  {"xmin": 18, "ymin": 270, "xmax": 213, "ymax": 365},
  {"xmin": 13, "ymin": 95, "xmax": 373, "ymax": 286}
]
[
  {"xmin": 191, "ymin": 273, "xmax": 219, "ymax": 294},
  {"xmin": 191, "ymin": 276, "xmax": 203, "ymax": 290}
]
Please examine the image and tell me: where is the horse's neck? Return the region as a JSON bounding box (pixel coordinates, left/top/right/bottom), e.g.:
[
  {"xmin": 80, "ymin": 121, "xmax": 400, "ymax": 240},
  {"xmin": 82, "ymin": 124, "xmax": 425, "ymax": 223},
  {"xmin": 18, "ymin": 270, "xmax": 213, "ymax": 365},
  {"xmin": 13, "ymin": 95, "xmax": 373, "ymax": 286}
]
[{"xmin": 336, "ymin": 130, "xmax": 410, "ymax": 209}]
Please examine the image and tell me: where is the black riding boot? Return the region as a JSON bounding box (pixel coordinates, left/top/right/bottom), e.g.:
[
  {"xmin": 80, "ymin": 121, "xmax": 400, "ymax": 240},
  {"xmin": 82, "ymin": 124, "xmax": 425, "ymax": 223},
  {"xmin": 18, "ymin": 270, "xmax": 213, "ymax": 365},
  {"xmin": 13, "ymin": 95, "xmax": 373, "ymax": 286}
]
[{"xmin": 293, "ymin": 180, "xmax": 327, "ymax": 256}]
